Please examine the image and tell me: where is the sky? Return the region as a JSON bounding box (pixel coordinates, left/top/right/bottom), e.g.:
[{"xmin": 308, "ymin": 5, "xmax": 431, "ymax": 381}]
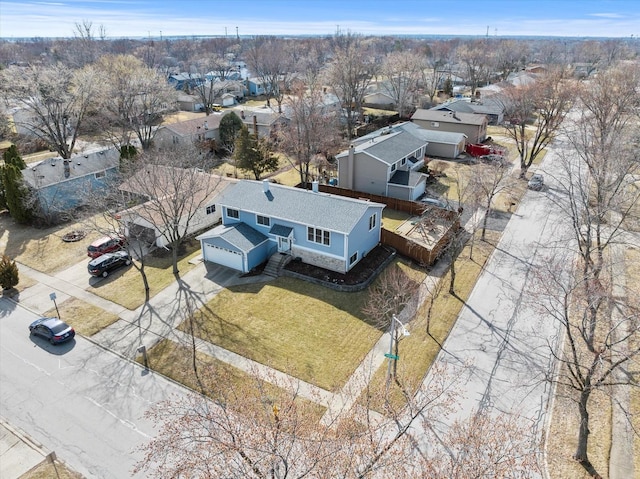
[{"xmin": 1, "ymin": 0, "xmax": 639, "ymax": 39}]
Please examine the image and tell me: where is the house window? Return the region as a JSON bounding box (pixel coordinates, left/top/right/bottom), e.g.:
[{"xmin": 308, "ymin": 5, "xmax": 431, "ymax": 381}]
[
  {"xmin": 431, "ymin": 121, "xmax": 439, "ymax": 127},
  {"xmin": 369, "ymin": 213, "xmax": 377, "ymax": 230},
  {"xmin": 257, "ymin": 215, "xmax": 270, "ymax": 226},
  {"xmin": 206, "ymin": 205, "xmax": 216, "ymax": 215},
  {"xmin": 401, "ymin": 157, "xmax": 406, "ymax": 166},
  {"xmin": 350, "ymin": 252, "xmax": 358, "ymax": 265},
  {"xmin": 307, "ymin": 227, "xmax": 330, "ymax": 246},
  {"xmin": 94, "ymin": 171, "xmax": 105, "ymax": 179},
  {"xmin": 227, "ymin": 208, "xmax": 239, "ymax": 219},
  {"xmin": 391, "ymin": 164, "xmax": 396, "ymax": 172}
]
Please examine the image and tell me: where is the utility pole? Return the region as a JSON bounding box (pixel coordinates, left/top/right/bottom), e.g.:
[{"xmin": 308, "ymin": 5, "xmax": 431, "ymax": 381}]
[{"xmin": 236, "ymin": 26, "xmax": 239, "ymax": 40}]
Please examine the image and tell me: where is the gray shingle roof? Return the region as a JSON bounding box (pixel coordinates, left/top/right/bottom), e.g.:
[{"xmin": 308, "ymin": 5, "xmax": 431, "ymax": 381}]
[
  {"xmin": 220, "ymin": 180, "xmax": 384, "ymax": 233},
  {"xmin": 337, "ymin": 130, "xmax": 426, "ymax": 165},
  {"xmin": 197, "ymin": 222, "xmax": 267, "ymax": 253},
  {"xmin": 269, "ymin": 224, "xmax": 293, "ymax": 237},
  {"xmin": 411, "ymin": 109, "xmax": 487, "ymax": 125},
  {"xmin": 396, "ymin": 122, "xmax": 466, "ymax": 144},
  {"xmin": 389, "ymin": 170, "xmax": 426, "ymax": 187},
  {"xmin": 22, "ymin": 148, "xmax": 119, "ymax": 188}
]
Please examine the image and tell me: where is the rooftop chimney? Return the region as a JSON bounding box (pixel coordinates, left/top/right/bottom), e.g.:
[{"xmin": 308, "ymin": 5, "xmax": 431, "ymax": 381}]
[
  {"xmin": 263, "ymin": 179, "xmax": 270, "ymax": 193},
  {"xmin": 312, "ymin": 180, "xmax": 319, "ymax": 193}
]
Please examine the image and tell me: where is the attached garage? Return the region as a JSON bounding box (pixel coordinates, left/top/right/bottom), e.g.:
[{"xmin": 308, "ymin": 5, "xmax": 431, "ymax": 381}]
[
  {"xmin": 197, "ymin": 222, "xmax": 270, "ymax": 273},
  {"xmin": 202, "ymin": 243, "xmax": 243, "ymax": 270}
]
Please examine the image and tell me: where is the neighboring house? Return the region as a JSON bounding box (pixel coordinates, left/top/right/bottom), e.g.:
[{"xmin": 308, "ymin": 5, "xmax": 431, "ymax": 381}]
[
  {"xmin": 154, "ymin": 114, "xmax": 228, "ymax": 148},
  {"xmin": 235, "ymin": 109, "xmax": 288, "ymax": 139},
  {"xmin": 432, "ymin": 96, "xmax": 505, "ymax": 125},
  {"xmin": 363, "ymin": 91, "xmax": 396, "ymax": 107},
  {"xmin": 21, "ymin": 148, "xmax": 120, "ymax": 217},
  {"xmin": 176, "ymin": 92, "xmax": 203, "ymax": 112},
  {"xmin": 118, "ymin": 168, "xmax": 237, "ymax": 247},
  {"xmin": 246, "ymin": 77, "xmax": 269, "ymax": 96},
  {"xmin": 168, "ymin": 73, "xmax": 205, "ymax": 91},
  {"xmin": 411, "ymin": 109, "xmax": 488, "ymax": 144},
  {"xmin": 505, "ymin": 70, "xmax": 539, "ymax": 87},
  {"xmin": 335, "ymin": 125, "xmax": 429, "ymax": 201},
  {"xmin": 197, "ymin": 180, "xmax": 385, "ymax": 274},
  {"xmin": 393, "ymin": 122, "xmax": 467, "ymax": 159}
]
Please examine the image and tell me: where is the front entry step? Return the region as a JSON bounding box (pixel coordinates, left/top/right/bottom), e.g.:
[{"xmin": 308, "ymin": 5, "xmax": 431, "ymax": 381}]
[{"xmin": 263, "ymin": 253, "xmax": 292, "ymax": 277}]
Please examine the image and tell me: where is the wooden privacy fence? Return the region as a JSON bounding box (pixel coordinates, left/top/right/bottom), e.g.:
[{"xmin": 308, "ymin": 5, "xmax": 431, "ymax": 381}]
[{"xmin": 310, "ymin": 184, "xmax": 459, "ymax": 267}]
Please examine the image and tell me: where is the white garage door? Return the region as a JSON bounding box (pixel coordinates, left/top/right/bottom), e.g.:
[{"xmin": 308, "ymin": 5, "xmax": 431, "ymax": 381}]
[{"xmin": 204, "ymin": 243, "xmax": 244, "ymax": 271}]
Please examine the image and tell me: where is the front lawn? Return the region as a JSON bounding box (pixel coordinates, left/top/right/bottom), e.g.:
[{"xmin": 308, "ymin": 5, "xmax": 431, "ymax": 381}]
[
  {"xmin": 44, "ymin": 297, "xmax": 120, "ymax": 337},
  {"xmin": 89, "ymin": 242, "xmax": 202, "ymax": 310},
  {"xmin": 138, "ymin": 338, "xmax": 327, "ymax": 421},
  {"xmin": 182, "ymin": 276, "xmax": 380, "ymax": 391},
  {"xmin": 181, "ymin": 259, "xmax": 426, "ymax": 392}
]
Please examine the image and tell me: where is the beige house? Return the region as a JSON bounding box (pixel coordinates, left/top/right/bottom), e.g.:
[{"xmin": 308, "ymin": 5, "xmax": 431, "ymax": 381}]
[
  {"xmin": 411, "ymin": 109, "xmax": 488, "ymax": 144},
  {"xmin": 154, "ymin": 114, "xmax": 228, "ymax": 149}
]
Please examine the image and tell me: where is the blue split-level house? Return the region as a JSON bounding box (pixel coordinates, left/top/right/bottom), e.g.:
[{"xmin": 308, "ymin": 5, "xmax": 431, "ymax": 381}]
[{"xmin": 196, "ymin": 180, "xmax": 385, "ymax": 274}]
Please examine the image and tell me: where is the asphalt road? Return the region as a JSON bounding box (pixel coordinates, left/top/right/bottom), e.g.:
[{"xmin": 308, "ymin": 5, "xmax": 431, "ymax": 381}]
[
  {"xmin": 415, "ymin": 143, "xmax": 577, "ymax": 473},
  {"xmin": 0, "ymin": 299, "xmax": 189, "ymax": 478}
]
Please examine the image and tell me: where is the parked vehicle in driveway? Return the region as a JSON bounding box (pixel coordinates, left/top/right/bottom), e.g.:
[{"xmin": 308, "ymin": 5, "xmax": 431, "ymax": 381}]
[
  {"xmin": 88, "ymin": 250, "xmax": 131, "ymax": 277},
  {"xmin": 528, "ymin": 173, "xmax": 544, "ymax": 190},
  {"xmin": 87, "ymin": 235, "xmax": 125, "ymax": 258},
  {"xmin": 29, "ymin": 317, "xmax": 75, "ymax": 344}
]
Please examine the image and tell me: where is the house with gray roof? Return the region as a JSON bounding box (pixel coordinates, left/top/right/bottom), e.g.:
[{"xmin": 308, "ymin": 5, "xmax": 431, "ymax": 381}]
[
  {"xmin": 21, "ymin": 148, "xmax": 119, "ymax": 220},
  {"xmin": 392, "ymin": 122, "xmax": 466, "ymax": 159},
  {"xmin": 335, "ymin": 125, "xmax": 429, "ymax": 201},
  {"xmin": 432, "ymin": 96, "xmax": 505, "ymax": 125},
  {"xmin": 196, "ymin": 180, "xmax": 384, "ymax": 274},
  {"xmin": 411, "ymin": 109, "xmax": 488, "ymax": 144}
]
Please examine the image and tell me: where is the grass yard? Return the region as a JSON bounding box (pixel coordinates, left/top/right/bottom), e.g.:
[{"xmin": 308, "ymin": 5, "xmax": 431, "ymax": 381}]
[
  {"xmin": 181, "ymin": 258, "xmax": 427, "ymax": 392},
  {"xmin": 381, "ymin": 208, "xmax": 412, "ymax": 231},
  {"xmin": 362, "ymin": 230, "xmax": 501, "ymax": 411},
  {"xmin": 89, "ymin": 243, "xmax": 202, "ymax": 310},
  {"xmin": 43, "ymin": 297, "xmax": 120, "ymax": 337},
  {"xmin": 0, "ymin": 213, "xmax": 114, "ymax": 274},
  {"xmin": 181, "ymin": 276, "xmax": 381, "ymax": 391},
  {"xmin": 139, "ymin": 339, "xmax": 326, "ymax": 421},
  {"xmin": 20, "ymin": 459, "xmax": 82, "ymax": 479}
]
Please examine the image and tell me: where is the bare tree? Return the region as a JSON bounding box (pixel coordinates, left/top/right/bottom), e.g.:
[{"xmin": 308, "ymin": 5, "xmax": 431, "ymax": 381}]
[
  {"xmin": 534, "ymin": 62, "xmax": 640, "ymax": 475},
  {"xmin": 93, "ymin": 54, "xmax": 177, "ymax": 151},
  {"xmin": 277, "ymin": 84, "xmax": 344, "ymax": 186},
  {"xmin": 380, "ymin": 51, "xmax": 423, "ymax": 118},
  {"xmin": 325, "ymin": 35, "xmax": 377, "ymax": 138},
  {"xmin": 246, "ymin": 38, "xmax": 296, "ymax": 113},
  {"xmin": 0, "ymin": 63, "xmax": 100, "ymax": 159},
  {"xmin": 500, "ymin": 68, "xmax": 573, "ymax": 177},
  {"xmin": 134, "ymin": 359, "xmax": 539, "ymax": 478},
  {"xmin": 118, "ymin": 146, "xmax": 222, "ymax": 276},
  {"xmin": 362, "ymin": 263, "xmax": 420, "ymax": 380},
  {"xmin": 456, "ymin": 40, "xmax": 492, "ymax": 97},
  {"xmin": 468, "ymin": 161, "xmax": 513, "ymax": 240},
  {"xmin": 493, "ymin": 39, "xmax": 530, "ymax": 81},
  {"xmin": 420, "ymin": 40, "xmax": 454, "ymax": 105}
]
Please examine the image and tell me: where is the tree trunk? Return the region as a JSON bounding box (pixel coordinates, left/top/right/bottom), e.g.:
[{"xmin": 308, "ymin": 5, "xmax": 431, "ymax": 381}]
[
  {"xmin": 449, "ymin": 259, "xmax": 456, "ymax": 294},
  {"xmin": 573, "ymin": 388, "xmax": 591, "ymax": 463}
]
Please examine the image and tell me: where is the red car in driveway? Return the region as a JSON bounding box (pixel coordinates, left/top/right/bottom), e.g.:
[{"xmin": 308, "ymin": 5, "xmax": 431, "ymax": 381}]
[{"xmin": 87, "ymin": 235, "xmax": 125, "ymax": 258}]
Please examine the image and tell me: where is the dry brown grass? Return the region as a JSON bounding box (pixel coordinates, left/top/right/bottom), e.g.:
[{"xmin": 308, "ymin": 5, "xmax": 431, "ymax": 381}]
[
  {"xmin": 139, "ymin": 338, "xmax": 326, "ymax": 421},
  {"xmin": 0, "ymin": 213, "xmax": 111, "ymax": 274},
  {"xmin": 20, "ymin": 459, "xmax": 82, "ymax": 479},
  {"xmin": 546, "ymin": 386, "xmax": 612, "ymax": 479},
  {"xmin": 625, "ymin": 246, "xmax": 640, "ymax": 475},
  {"xmin": 43, "ymin": 297, "xmax": 120, "ymax": 337},
  {"xmin": 363, "ymin": 230, "xmax": 501, "ymax": 411}
]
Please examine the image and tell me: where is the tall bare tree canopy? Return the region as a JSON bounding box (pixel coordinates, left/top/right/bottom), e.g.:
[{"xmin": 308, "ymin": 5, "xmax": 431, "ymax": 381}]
[
  {"xmin": 326, "ymin": 36, "xmax": 377, "ymax": 138},
  {"xmin": 93, "ymin": 54, "xmax": 177, "ymax": 151},
  {"xmin": 277, "ymin": 84, "xmax": 343, "ymax": 186},
  {"xmin": 536, "ymin": 62, "xmax": 640, "ymax": 475},
  {"xmin": 0, "ymin": 63, "xmax": 99, "ymax": 158},
  {"xmin": 500, "ymin": 68, "xmax": 573, "ymax": 176}
]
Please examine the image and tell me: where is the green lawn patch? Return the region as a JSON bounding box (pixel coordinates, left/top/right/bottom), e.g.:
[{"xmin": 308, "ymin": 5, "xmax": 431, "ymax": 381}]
[{"xmin": 381, "ymin": 208, "xmax": 412, "ymax": 231}]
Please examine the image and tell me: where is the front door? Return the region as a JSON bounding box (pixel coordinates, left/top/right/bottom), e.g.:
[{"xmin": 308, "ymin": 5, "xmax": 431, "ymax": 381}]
[{"xmin": 277, "ymin": 236, "xmax": 291, "ymax": 253}]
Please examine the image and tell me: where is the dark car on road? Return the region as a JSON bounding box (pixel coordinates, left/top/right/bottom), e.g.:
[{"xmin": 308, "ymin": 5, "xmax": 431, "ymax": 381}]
[
  {"xmin": 528, "ymin": 173, "xmax": 544, "ymax": 191},
  {"xmin": 87, "ymin": 235, "xmax": 125, "ymax": 258},
  {"xmin": 29, "ymin": 317, "xmax": 75, "ymax": 345},
  {"xmin": 88, "ymin": 250, "xmax": 131, "ymax": 277}
]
